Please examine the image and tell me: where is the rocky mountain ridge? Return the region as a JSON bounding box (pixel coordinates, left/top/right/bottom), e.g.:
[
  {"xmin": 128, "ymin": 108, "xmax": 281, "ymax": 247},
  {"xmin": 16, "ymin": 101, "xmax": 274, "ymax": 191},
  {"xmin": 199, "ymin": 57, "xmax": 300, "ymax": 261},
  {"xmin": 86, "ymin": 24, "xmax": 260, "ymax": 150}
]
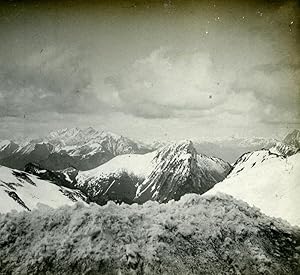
[{"xmin": 76, "ymin": 140, "xmax": 232, "ymax": 205}]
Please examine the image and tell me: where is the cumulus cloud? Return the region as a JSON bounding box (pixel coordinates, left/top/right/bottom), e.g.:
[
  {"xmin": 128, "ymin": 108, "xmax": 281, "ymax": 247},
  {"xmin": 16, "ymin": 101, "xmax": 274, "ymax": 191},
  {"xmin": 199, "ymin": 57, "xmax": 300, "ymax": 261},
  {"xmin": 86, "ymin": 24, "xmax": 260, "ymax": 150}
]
[
  {"xmin": 0, "ymin": 45, "xmax": 298, "ymax": 129},
  {"xmin": 104, "ymin": 48, "xmax": 233, "ymax": 118},
  {"xmin": 99, "ymin": 46, "xmax": 299, "ymax": 128}
]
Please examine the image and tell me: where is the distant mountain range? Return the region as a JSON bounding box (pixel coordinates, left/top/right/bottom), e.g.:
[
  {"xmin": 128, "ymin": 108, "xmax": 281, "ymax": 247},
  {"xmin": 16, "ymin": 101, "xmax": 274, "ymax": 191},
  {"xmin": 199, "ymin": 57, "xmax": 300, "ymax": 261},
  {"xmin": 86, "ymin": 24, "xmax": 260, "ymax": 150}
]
[
  {"xmin": 0, "ymin": 127, "xmax": 151, "ymax": 171},
  {"xmin": 192, "ymin": 137, "xmax": 279, "ymax": 163},
  {"xmin": 0, "ymin": 127, "xmax": 294, "ymax": 171}
]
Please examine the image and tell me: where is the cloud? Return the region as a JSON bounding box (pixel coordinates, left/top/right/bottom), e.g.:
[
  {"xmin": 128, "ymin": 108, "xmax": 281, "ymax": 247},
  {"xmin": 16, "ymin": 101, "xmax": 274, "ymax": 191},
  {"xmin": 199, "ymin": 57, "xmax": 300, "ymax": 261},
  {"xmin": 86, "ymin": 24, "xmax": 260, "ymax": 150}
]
[
  {"xmin": 104, "ymin": 48, "xmax": 234, "ymax": 118},
  {"xmin": 103, "ymin": 48, "xmax": 261, "ymax": 120},
  {"xmin": 233, "ymin": 59, "xmax": 300, "ymax": 123},
  {"xmin": 0, "ymin": 44, "xmax": 298, "ymax": 129},
  {"xmin": 102, "ymin": 47, "xmax": 299, "ymax": 128},
  {"xmin": 0, "ymin": 45, "xmax": 106, "ymax": 117}
]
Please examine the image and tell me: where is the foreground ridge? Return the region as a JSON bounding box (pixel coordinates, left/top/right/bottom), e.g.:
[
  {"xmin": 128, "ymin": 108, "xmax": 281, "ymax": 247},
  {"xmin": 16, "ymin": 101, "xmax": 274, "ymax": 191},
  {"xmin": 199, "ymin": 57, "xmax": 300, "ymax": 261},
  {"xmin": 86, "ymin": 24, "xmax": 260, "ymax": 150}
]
[{"xmin": 0, "ymin": 193, "xmax": 299, "ymax": 275}]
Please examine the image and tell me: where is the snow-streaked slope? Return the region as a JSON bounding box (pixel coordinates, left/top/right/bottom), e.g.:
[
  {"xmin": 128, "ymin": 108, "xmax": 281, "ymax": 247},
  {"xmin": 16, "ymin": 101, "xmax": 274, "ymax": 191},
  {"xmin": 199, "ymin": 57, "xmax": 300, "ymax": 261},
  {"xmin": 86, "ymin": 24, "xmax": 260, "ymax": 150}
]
[
  {"xmin": 206, "ymin": 150, "xmax": 300, "ymax": 226},
  {"xmin": 0, "ymin": 142, "xmax": 56, "ymax": 170},
  {"xmin": 0, "ymin": 140, "xmax": 19, "ymax": 160},
  {"xmin": 0, "ymin": 165, "xmax": 87, "ymax": 213},
  {"xmin": 75, "ymin": 151, "xmax": 158, "ymax": 204},
  {"xmin": 0, "ymin": 140, "xmax": 15, "ymax": 151},
  {"xmin": 135, "ymin": 140, "xmax": 231, "ymax": 203},
  {"xmin": 76, "ymin": 140, "xmax": 231, "ymax": 204},
  {"xmin": 270, "ymin": 142, "xmax": 299, "ymax": 157}
]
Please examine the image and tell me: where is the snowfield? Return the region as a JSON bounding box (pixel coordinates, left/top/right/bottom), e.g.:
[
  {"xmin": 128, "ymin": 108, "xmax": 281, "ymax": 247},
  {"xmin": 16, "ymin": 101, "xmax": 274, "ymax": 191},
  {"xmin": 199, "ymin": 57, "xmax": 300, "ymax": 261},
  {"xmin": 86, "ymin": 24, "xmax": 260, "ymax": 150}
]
[
  {"xmin": 0, "ymin": 165, "xmax": 87, "ymax": 213},
  {"xmin": 0, "ymin": 193, "xmax": 299, "ymax": 275},
  {"xmin": 206, "ymin": 151, "xmax": 300, "ymax": 226},
  {"xmin": 77, "ymin": 151, "xmax": 157, "ymax": 182}
]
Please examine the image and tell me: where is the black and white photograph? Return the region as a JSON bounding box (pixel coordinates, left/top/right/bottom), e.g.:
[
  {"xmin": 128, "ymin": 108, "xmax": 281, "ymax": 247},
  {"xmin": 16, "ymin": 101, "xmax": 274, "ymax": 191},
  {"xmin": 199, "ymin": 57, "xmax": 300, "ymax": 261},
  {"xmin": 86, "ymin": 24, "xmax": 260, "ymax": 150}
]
[{"xmin": 0, "ymin": 0, "xmax": 299, "ymax": 274}]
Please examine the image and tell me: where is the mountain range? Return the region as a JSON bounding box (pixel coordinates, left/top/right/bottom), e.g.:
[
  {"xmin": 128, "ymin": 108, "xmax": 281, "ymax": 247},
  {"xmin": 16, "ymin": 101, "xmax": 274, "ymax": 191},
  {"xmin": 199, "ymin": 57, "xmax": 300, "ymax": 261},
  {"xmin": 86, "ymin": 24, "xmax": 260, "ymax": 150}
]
[
  {"xmin": 19, "ymin": 140, "xmax": 231, "ymax": 206},
  {"xmin": 0, "ymin": 127, "xmax": 151, "ymax": 171},
  {"xmin": 0, "ymin": 128, "xmax": 299, "ymax": 226},
  {"xmin": 0, "ymin": 127, "xmax": 286, "ymax": 171}
]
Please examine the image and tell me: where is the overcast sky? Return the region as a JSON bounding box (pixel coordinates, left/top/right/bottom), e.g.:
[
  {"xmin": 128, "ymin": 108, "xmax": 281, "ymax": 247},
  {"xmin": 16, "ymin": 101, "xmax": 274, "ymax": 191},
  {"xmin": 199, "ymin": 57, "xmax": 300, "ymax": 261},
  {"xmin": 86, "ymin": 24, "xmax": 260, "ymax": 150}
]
[{"xmin": 0, "ymin": 0, "xmax": 299, "ymax": 141}]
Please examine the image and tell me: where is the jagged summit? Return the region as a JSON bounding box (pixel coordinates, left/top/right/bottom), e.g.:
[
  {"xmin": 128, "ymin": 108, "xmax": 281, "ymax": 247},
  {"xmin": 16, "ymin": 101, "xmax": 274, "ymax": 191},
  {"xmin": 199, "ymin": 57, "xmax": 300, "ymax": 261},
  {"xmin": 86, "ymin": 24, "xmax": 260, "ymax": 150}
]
[
  {"xmin": 172, "ymin": 139, "xmax": 194, "ymax": 147},
  {"xmin": 135, "ymin": 140, "xmax": 230, "ymax": 203},
  {"xmin": 154, "ymin": 139, "xmax": 197, "ymax": 159}
]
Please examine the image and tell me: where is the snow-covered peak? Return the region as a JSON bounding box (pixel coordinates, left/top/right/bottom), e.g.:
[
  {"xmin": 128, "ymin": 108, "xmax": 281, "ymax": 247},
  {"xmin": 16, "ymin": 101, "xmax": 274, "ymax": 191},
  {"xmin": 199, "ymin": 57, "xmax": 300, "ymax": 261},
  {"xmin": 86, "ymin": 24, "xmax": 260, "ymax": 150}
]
[
  {"xmin": 154, "ymin": 140, "xmax": 197, "ymax": 161},
  {"xmin": 206, "ymin": 149, "xmax": 300, "ymax": 226},
  {"xmin": 283, "ymin": 129, "xmax": 300, "ymax": 148},
  {"xmin": 49, "ymin": 127, "xmax": 80, "ymax": 139},
  {"xmin": 44, "ymin": 127, "xmax": 146, "ymax": 155},
  {"xmin": 75, "ymin": 140, "xmax": 231, "ymax": 205},
  {"xmin": 269, "ymin": 129, "xmax": 300, "ymax": 157},
  {"xmin": 270, "ymin": 142, "xmax": 299, "ymax": 157}
]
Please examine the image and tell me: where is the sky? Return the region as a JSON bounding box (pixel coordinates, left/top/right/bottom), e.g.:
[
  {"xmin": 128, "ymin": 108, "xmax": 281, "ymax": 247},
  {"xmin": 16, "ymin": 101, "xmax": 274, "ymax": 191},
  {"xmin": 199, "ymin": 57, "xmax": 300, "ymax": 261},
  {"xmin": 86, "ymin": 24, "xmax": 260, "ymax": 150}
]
[{"xmin": 0, "ymin": 0, "xmax": 299, "ymax": 142}]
